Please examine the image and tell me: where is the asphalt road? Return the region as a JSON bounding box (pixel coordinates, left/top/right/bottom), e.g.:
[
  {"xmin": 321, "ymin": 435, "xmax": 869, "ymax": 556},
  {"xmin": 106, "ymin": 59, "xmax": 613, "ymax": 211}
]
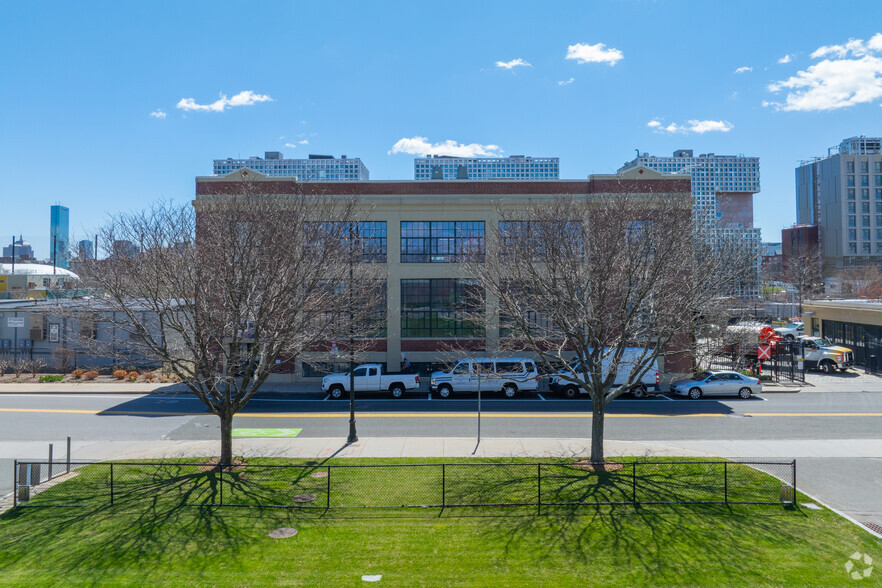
[{"xmin": 1, "ymin": 389, "xmax": 881, "ymax": 442}]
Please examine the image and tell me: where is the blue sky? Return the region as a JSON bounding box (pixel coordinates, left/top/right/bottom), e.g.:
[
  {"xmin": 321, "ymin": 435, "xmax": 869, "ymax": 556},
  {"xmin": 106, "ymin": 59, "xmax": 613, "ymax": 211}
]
[{"xmin": 2, "ymin": 1, "xmax": 881, "ymax": 259}]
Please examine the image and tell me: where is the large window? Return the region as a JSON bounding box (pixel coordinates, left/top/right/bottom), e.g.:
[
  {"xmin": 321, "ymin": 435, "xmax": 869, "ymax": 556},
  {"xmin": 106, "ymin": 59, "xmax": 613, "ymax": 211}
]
[
  {"xmin": 498, "ymin": 220, "xmax": 584, "ymax": 258},
  {"xmin": 400, "ymin": 279, "xmax": 483, "ymax": 337},
  {"xmin": 305, "ymin": 221, "xmax": 386, "ymax": 263},
  {"xmin": 356, "ymin": 221, "xmax": 387, "ymax": 263},
  {"xmin": 400, "ymin": 221, "xmax": 484, "ymax": 263}
]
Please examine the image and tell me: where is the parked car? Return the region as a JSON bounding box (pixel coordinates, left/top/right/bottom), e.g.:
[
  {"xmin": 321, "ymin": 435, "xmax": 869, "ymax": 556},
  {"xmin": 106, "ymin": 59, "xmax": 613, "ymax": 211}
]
[
  {"xmin": 548, "ymin": 347, "xmax": 660, "ymax": 399},
  {"xmin": 670, "ymin": 370, "xmax": 761, "ymax": 399},
  {"xmin": 430, "ymin": 358, "xmax": 539, "ymax": 398},
  {"xmin": 322, "ymin": 363, "xmax": 420, "ymax": 399}
]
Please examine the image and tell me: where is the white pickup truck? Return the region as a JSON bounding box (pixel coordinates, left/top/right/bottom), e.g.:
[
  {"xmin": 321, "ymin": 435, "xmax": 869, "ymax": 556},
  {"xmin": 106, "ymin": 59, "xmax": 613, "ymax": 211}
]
[
  {"xmin": 799, "ymin": 336, "xmax": 854, "ymax": 373},
  {"xmin": 322, "ymin": 364, "xmax": 420, "ymax": 399},
  {"xmin": 773, "ymin": 321, "xmax": 804, "ymax": 341}
]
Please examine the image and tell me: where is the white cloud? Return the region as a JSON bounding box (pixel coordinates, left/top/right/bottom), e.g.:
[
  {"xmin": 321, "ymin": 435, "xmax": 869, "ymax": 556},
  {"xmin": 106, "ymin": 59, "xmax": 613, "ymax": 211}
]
[
  {"xmin": 565, "ymin": 42, "xmax": 624, "ymax": 66},
  {"xmin": 149, "ymin": 109, "xmax": 167, "ymax": 119},
  {"xmin": 767, "ymin": 34, "xmax": 882, "ymax": 111},
  {"xmin": 298, "ymin": 139, "xmax": 309, "ymax": 145},
  {"xmin": 688, "ymin": 120, "xmax": 734, "ymax": 133},
  {"xmin": 284, "ymin": 142, "xmax": 298, "ymax": 149},
  {"xmin": 557, "ymin": 77, "xmax": 575, "ymax": 86},
  {"xmin": 176, "ymin": 90, "xmax": 273, "ymax": 112},
  {"xmin": 388, "ymin": 136, "xmax": 503, "ymax": 157},
  {"xmin": 810, "ymin": 36, "xmax": 882, "ymax": 59},
  {"xmin": 495, "ymin": 58, "xmax": 531, "ymax": 69},
  {"xmin": 647, "ymin": 118, "xmax": 733, "ymax": 134},
  {"xmin": 734, "ymin": 66, "xmax": 753, "ymax": 74},
  {"xmin": 778, "ymin": 54, "xmax": 793, "ymax": 64}
]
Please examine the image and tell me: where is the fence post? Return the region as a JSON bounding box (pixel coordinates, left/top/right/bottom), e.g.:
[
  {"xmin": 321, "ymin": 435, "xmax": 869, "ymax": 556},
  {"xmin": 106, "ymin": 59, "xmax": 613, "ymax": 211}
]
[
  {"xmin": 792, "ymin": 460, "xmax": 797, "ymax": 507},
  {"xmin": 724, "ymin": 462, "xmax": 728, "ymax": 504},
  {"xmin": 537, "ymin": 463, "xmax": 541, "ymax": 515},
  {"xmin": 632, "ymin": 462, "xmax": 638, "ymax": 505},
  {"xmin": 110, "ymin": 463, "xmax": 114, "ymax": 506},
  {"xmin": 12, "ymin": 459, "xmax": 17, "ymax": 508},
  {"xmin": 48, "ymin": 443, "xmax": 53, "ymax": 481},
  {"xmin": 66, "ymin": 436, "xmax": 71, "ymax": 474},
  {"xmin": 219, "ymin": 466, "xmax": 223, "ymax": 507},
  {"xmin": 326, "ymin": 465, "xmax": 331, "ymax": 509},
  {"xmin": 442, "ymin": 464, "xmax": 446, "ymax": 509}
]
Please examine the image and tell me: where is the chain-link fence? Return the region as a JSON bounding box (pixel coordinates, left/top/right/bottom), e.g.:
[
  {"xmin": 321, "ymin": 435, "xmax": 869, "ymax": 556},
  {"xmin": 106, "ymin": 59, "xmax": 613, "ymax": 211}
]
[{"xmin": 12, "ymin": 459, "xmax": 798, "ymax": 510}]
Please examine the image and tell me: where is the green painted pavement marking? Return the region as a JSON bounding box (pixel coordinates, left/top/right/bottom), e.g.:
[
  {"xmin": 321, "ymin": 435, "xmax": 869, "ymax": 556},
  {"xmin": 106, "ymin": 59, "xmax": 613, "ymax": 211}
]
[{"xmin": 232, "ymin": 428, "xmax": 302, "ymax": 438}]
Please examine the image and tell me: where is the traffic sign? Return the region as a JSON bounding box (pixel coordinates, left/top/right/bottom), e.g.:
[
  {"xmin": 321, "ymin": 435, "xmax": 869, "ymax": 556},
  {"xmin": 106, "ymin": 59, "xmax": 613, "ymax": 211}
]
[{"xmin": 757, "ymin": 345, "xmax": 771, "ymax": 360}]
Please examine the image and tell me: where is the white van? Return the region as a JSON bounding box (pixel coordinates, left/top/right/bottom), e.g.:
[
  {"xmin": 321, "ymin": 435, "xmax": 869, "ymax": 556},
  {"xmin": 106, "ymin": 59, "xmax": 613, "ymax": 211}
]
[
  {"xmin": 548, "ymin": 348, "xmax": 660, "ymax": 399},
  {"xmin": 430, "ymin": 358, "xmax": 539, "ymax": 398}
]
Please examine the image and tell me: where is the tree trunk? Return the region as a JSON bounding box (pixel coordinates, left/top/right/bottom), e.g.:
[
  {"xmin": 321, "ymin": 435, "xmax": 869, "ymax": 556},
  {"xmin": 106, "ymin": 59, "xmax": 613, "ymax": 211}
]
[
  {"xmin": 219, "ymin": 410, "xmax": 234, "ymax": 466},
  {"xmin": 590, "ymin": 398, "xmax": 605, "ymax": 464}
]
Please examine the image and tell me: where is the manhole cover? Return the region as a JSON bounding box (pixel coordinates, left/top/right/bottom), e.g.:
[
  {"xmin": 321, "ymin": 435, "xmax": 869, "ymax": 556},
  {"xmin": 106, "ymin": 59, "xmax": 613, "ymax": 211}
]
[
  {"xmin": 310, "ymin": 471, "xmax": 328, "ymax": 478},
  {"xmin": 268, "ymin": 528, "xmax": 298, "ymax": 539},
  {"xmin": 293, "ymin": 493, "xmax": 317, "ymax": 503},
  {"xmin": 864, "ymin": 521, "xmax": 882, "ymax": 534}
]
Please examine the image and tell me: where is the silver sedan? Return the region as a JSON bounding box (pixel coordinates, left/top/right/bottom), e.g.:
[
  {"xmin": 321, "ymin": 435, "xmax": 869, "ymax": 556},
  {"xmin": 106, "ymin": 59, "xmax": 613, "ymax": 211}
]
[{"xmin": 670, "ymin": 370, "xmax": 761, "ymax": 399}]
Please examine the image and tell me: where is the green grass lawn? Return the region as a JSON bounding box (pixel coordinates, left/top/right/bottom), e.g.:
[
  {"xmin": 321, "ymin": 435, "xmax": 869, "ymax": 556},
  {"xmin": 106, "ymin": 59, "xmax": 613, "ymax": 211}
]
[{"xmin": 1, "ymin": 457, "xmax": 880, "ymax": 586}]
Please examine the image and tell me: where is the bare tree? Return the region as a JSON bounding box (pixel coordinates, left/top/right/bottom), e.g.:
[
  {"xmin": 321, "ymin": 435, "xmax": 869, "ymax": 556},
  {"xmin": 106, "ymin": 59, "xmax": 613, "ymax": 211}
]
[
  {"xmin": 783, "ymin": 241, "xmax": 823, "ymax": 313},
  {"xmin": 71, "ymin": 186, "xmax": 376, "ymax": 464},
  {"xmin": 466, "ymin": 191, "xmax": 745, "ymax": 464},
  {"xmin": 838, "ymin": 263, "xmax": 882, "ymax": 300}
]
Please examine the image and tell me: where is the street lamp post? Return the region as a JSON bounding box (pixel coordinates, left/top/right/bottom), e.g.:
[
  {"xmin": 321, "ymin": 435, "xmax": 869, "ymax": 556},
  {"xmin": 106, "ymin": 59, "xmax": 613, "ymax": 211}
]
[{"xmin": 347, "ymin": 223, "xmax": 358, "ymax": 444}]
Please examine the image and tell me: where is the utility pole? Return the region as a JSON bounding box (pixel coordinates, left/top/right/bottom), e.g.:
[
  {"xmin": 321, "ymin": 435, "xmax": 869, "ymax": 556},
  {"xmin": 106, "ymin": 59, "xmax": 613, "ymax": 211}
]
[{"xmin": 10, "ymin": 236, "xmax": 15, "ymax": 275}]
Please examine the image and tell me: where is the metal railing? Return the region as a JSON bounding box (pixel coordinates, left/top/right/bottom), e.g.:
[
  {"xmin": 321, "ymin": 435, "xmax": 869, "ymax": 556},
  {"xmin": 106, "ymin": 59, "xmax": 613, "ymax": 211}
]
[{"xmin": 12, "ymin": 459, "xmax": 797, "ymax": 510}]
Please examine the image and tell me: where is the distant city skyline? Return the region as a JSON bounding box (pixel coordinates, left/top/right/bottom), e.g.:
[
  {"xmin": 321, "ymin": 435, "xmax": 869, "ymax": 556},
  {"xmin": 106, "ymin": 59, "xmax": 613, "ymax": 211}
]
[{"xmin": 2, "ymin": 2, "xmax": 882, "ymax": 258}]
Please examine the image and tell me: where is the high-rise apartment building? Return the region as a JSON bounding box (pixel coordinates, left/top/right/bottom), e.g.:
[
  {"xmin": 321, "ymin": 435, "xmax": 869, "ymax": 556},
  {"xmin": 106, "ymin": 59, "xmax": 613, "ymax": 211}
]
[
  {"xmin": 414, "ymin": 155, "xmax": 559, "ymax": 180},
  {"xmin": 619, "ymin": 149, "xmax": 762, "ymax": 298},
  {"xmin": 796, "ymin": 136, "xmax": 882, "ymax": 272},
  {"xmin": 213, "ymin": 152, "xmax": 369, "ymax": 180},
  {"xmin": 49, "ymin": 205, "xmax": 70, "ymax": 269}
]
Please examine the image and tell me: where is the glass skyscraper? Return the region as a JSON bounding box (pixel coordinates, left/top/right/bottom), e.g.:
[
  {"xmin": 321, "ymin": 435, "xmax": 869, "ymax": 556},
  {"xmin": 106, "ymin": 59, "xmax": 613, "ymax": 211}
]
[{"xmin": 50, "ymin": 205, "xmax": 70, "ymax": 269}]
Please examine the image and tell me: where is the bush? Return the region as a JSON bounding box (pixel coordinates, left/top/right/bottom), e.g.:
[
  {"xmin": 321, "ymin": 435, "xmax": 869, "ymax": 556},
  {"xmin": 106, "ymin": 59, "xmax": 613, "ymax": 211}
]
[
  {"xmin": 52, "ymin": 347, "xmax": 76, "ymax": 374},
  {"xmin": 127, "ymin": 371, "xmax": 139, "ymax": 381},
  {"xmin": 112, "ymin": 370, "xmax": 128, "ymax": 380},
  {"xmin": 23, "ymin": 358, "xmax": 46, "ymax": 378},
  {"xmin": 83, "ymin": 371, "xmax": 98, "ymax": 381},
  {"xmin": 71, "ymin": 369, "xmax": 85, "ymax": 379},
  {"xmin": 39, "ymin": 375, "xmax": 63, "ymax": 383}
]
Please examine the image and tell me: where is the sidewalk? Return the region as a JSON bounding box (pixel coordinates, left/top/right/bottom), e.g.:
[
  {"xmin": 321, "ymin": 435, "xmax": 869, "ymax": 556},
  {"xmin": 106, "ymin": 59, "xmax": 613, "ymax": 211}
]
[
  {"xmin": 5, "ymin": 437, "xmax": 881, "ymax": 462},
  {"xmin": 0, "ymin": 382, "xmax": 313, "ymax": 395}
]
